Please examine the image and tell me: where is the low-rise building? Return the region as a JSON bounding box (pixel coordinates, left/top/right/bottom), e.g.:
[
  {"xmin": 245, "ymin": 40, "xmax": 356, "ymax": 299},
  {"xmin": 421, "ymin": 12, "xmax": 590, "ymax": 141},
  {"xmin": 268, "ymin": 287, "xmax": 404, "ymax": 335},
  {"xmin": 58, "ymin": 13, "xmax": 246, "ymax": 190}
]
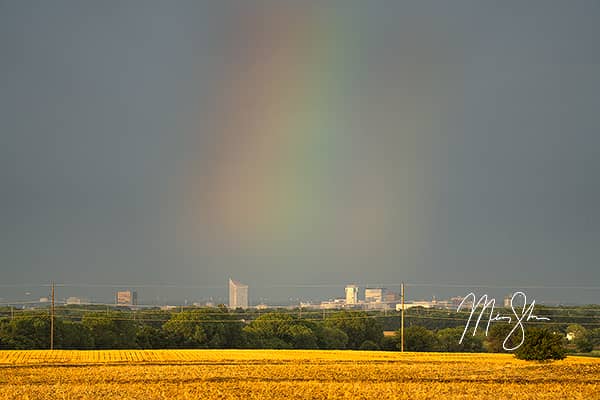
[
  {"xmin": 116, "ymin": 290, "xmax": 138, "ymax": 306},
  {"xmin": 365, "ymin": 288, "xmax": 385, "ymax": 303}
]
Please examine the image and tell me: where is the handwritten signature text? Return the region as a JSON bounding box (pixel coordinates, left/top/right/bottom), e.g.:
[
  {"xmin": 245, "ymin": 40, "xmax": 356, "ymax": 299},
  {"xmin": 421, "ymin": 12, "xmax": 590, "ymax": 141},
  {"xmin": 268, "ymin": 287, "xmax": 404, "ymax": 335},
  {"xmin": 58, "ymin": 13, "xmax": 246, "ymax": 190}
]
[{"xmin": 457, "ymin": 291, "xmax": 550, "ymax": 351}]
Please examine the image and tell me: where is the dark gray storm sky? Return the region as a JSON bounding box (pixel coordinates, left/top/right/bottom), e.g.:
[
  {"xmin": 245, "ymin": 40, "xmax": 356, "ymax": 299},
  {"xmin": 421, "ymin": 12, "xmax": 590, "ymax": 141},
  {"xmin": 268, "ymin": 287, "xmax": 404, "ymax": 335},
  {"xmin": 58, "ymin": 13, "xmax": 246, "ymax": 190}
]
[{"xmin": 1, "ymin": 1, "xmax": 599, "ymax": 304}]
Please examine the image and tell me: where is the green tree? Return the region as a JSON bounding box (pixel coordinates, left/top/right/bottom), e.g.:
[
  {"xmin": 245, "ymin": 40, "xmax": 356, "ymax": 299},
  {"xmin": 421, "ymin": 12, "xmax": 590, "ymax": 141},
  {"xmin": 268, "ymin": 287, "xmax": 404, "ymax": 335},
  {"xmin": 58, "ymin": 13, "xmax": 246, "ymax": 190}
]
[
  {"xmin": 242, "ymin": 312, "xmax": 322, "ymax": 349},
  {"xmin": 436, "ymin": 327, "xmax": 483, "ymax": 352},
  {"xmin": 56, "ymin": 320, "xmax": 93, "ymax": 349},
  {"xmin": 136, "ymin": 325, "xmax": 169, "ymax": 349},
  {"xmin": 380, "ymin": 335, "xmax": 399, "ymax": 351},
  {"xmin": 590, "ymin": 328, "xmax": 600, "ymax": 347},
  {"xmin": 574, "ymin": 335, "xmax": 594, "ymax": 353},
  {"xmin": 325, "ymin": 311, "xmax": 383, "ymax": 349},
  {"xmin": 161, "ymin": 308, "xmax": 245, "ymax": 349},
  {"xmin": 82, "ymin": 313, "xmax": 137, "ymax": 349},
  {"xmin": 135, "ymin": 310, "xmax": 171, "ymax": 329},
  {"xmin": 359, "ymin": 340, "xmax": 380, "ymax": 350},
  {"xmin": 514, "ymin": 328, "xmax": 566, "ymax": 361},
  {"xmin": 401, "ymin": 326, "xmax": 438, "ymax": 352},
  {"xmin": 485, "ymin": 323, "xmax": 521, "ymax": 353},
  {"xmin": 566, "ymin": 324, "xmax": 587, "ymax": 341},
  {"xmin": 162, "ymin": 311, "xmax": 208, "ymax": 348},
  {"xmin": 287, "ymin": 324, "xmax": 318, "ymax": 349},
  {"xmin": 242, "ymin": 313, "xmax": 293, "ymax": 348},
  {"xmin": 0, "ymin": 315, "xmax": 50, "ymax": 349},
  {"xmin": 563, "ymin": 323, "xmax": 594, "ymax": 353},
  {"xmin": 315, "ymin": 326, "xmax": 348, "ymax": 349}
]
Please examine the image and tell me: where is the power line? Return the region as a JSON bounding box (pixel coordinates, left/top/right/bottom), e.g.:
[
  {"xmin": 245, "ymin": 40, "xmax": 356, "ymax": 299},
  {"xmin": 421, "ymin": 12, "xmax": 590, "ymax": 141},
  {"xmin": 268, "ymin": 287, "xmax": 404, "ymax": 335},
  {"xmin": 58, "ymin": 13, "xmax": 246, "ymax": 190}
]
[
  {"xmin": 2, "ymin": 282, "xmax": 600, "ymax": 289},
  {"xmin": 5, "ymin": 312, "xmax": 598, "ymax": 326}
]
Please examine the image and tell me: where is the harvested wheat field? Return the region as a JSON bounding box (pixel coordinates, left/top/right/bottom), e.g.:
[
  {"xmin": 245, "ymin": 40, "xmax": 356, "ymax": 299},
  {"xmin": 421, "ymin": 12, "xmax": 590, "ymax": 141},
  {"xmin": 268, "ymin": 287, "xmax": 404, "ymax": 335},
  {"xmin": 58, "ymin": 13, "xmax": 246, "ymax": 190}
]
[{"xmin": 0, "ymin": 350, "xmax": 598, "ymax": 399}]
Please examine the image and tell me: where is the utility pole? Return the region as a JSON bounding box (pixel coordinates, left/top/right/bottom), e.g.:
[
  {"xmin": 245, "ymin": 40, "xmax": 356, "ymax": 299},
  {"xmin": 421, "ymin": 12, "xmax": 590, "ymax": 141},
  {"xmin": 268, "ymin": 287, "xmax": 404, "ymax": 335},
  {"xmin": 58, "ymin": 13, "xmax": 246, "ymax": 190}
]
[
  {"xmin": 400, "ymin": 282, "xmax": 405, "ymax": 352},
  {"xmin": 10, "ymin": 306, "xmax": 14, "ymax": 320},
  {"xmin": 50, "ymin": 281, "xmax": 55, "ymax": 350}
]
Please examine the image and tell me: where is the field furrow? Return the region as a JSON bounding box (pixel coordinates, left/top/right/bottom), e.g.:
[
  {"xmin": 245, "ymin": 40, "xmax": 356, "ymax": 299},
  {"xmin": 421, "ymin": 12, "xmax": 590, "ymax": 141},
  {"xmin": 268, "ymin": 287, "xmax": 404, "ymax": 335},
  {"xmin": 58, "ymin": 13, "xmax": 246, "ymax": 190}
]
[{"xmin": 0, "ymin": 350, "xmax": 598, "ymax": 399}]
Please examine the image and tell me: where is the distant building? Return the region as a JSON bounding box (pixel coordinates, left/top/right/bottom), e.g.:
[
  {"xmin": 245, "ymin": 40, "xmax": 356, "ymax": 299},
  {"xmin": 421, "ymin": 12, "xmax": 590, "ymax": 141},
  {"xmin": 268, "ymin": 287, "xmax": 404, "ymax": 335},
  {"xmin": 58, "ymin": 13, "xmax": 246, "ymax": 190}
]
[
  {"xmin": 116, "ymin": 290, "xmax": 137, "ymax": 306},
  {"xmin": 229, "ymin": 278, "xmax": 248, "ymax": 309},
  {"xmin": 449, "ymin": 296, "xmax": 465, "ymax": 309},
  {"xmin": 66, "ymin": 296, "xmax": 85, "ymax": 305},
  {"xmin": 504, "ymin": 294, "xmax": 512, "ymax": 308},
  {"xmin": 320, "ymin": 299, "xmax": 346, "ymax": 309},
  {"xmin": 367, "ymin": 301, "xmax": 390, "ymax": 310},
  {"xmin": 384, "ymin": 291, "xmax": 398, "ymax": 303},
  {"xmin": 396, "ymin": 300, "xmax": 434, "ymax": 311},
  {"xmin": 434, "ymin": 299, "xmax": 451, "ymax": 308},
  {"xmin": 365, "ymin": 288, "xmax": 385, "ymax": 303},
  {"xmin": 345, "ymin": 285, "xmax": 359, "ymax": 305}
]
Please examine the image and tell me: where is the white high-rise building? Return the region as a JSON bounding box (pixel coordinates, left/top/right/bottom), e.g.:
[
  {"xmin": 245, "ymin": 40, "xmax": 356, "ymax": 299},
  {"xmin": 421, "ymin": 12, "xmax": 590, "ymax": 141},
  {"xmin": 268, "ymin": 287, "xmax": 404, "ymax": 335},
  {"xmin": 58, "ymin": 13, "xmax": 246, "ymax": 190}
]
[
  {"xmin": 504, "ymin": 294, "xmax": 513, "ymax": 308},
  {"xmin": 229, "ymin": 278, "xmax": 249, "ymax": 309},
  {"xmin": 345, "ymin": 284, "xmax": 359, "ymax": 305}
]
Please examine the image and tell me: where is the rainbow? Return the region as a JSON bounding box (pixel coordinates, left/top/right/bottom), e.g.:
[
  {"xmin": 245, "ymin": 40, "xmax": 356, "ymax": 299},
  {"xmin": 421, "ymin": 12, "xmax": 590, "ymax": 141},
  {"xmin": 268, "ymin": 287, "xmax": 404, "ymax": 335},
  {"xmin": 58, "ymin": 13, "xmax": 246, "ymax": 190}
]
[
  {"xmin": 201, "ymin": 6, "xmax": 361, "ymax": 245},
  {"xmin": 182, "ymin": 4, "xmax": 446, "ymax": 267}
]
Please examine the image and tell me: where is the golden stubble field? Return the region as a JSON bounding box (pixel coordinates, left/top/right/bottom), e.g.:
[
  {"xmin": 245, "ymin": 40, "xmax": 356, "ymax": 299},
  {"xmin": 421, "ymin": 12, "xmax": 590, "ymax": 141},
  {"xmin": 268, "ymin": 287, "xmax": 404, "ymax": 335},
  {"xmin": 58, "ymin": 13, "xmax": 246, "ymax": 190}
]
[{"xmin": 0, "ymin": 350, "xmax": 598, "ymax": 399}]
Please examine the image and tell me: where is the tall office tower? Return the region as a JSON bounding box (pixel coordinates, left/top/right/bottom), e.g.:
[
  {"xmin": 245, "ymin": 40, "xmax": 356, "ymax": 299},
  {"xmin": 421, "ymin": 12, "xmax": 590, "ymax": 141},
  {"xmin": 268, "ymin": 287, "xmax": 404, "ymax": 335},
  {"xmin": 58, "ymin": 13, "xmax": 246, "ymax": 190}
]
[
  {"xmin": 345, "ymin": 284, "xmax": 359, "ymax": 305},
  {"xmin": 229, "ymin": 278, "xmax": 249, "ymax": 309}
]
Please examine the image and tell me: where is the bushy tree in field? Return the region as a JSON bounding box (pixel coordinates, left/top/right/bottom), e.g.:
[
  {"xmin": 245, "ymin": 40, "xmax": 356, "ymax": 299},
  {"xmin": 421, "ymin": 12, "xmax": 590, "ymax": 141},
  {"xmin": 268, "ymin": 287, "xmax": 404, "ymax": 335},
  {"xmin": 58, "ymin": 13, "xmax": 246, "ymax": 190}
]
[
  {"xmin": 514, "ymin": 327, "xmax": 565, "ymax": 361},
  {"xmin": 574, "ymin": 335, "xmax": 594, "ymax": 353},
  {"xmin": 566, "ymin": 324, "xmax": 587, "ymax": 341},
  {"xmin": 400, "ymin": 325, "xmax": 438, "ymax": 352},
  {"xmin": 57, "ymin": 320, "xmax": 93, "ymax": 349},
  {"xmin": 82, "ymin": 312, "xmax": 137, "ymax": 349},
  {"xmin": 0, "ymin": 315, "xmax": 50, "ymax": 349},
  {"xmin": 485, "ymin": 323, "xmax": 521, "ymax": 353},
  {"xmin": 287, "ymin": 324, "xmax": 318, "ymax": 349},
  {"xmin": 380, "ymin": 335, "xmax": 399, "ymax": 351},
  {"xmin": 590, "ymin": 328, "xmax": 600, "ymax": 347},
  {"xmin": 436, "ymin": 327, "xmax": 483, "ymax": 352},
  {"xmin": 315, "ymin": 326, "xmax": 348, "ymax": 349},
  {"xmin": 242, "ymin": 312, "xmax": 294, "ymax": 348},
  {"xmin": 359, "ymin": 340, "xmax": 380, "ymax": 350},
  {"xmin": 162, "ymin": 308, "xmax": 245, "ymax": 349},
  {"xmin": 136, "ymin": 325, "xmax": 169, "ymax": 349},
  {"xmin": 565, "ymin": 324, "xmax": 594, "ymax": 353},
  {"xmin": 325, "ymin": 311, "xmax": 383, "ymax": 349}
]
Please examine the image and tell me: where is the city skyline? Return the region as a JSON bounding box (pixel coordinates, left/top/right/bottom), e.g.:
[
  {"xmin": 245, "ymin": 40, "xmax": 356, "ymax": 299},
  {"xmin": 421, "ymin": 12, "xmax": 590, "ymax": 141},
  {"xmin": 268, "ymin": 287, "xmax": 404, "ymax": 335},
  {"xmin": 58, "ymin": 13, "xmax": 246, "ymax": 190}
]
[{"xmin": 1, "ymin": 278, "xmax": 593, "ymax": 309}]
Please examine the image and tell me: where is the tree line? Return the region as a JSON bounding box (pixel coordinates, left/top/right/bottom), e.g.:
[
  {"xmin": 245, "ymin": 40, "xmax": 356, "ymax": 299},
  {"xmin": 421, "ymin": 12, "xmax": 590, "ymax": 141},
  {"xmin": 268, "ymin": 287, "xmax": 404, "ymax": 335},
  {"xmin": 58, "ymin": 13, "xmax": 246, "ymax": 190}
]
[{"xmin": 0, "ymin": 307, "xmax": 598, "ymax": 353}]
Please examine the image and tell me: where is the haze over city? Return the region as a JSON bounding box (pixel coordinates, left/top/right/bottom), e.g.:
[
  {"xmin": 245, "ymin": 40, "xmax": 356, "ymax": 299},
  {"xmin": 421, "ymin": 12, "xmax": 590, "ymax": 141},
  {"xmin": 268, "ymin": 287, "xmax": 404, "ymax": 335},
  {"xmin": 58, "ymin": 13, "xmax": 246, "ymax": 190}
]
[{"xmin": 1, "ymin": 1, "xmax": 600, "ymax": 305}]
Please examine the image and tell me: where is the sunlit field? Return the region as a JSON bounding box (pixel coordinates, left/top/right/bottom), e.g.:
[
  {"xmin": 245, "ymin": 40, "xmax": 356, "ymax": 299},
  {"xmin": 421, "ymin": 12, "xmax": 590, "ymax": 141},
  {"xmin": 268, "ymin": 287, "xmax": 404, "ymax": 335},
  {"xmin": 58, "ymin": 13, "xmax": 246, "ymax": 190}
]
[{"xmin": 0, "ymin": 350, "xmax": 598, "ymax": 399}]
